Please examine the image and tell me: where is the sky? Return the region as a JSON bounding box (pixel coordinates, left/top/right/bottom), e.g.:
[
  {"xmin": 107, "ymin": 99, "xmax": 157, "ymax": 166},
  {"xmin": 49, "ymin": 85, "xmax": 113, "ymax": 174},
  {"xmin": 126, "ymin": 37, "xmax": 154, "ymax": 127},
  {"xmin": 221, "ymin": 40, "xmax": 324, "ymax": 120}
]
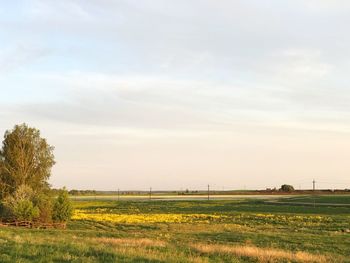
[{"xmin": 1, "ymin": 0, "xmax": 350, "ymax": 191}]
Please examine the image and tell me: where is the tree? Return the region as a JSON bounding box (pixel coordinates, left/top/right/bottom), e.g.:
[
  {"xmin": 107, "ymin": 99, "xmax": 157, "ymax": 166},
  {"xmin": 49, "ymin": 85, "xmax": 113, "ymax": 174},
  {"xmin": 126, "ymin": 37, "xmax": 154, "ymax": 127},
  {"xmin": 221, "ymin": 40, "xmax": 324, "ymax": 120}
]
[
  {"xmin": 0, "ymin": 124, "xmax": 71, "ymax": 227},
  {"xmin": 280, "ymin": 184, "xmax": 295, "ymax": 192},
  {"xmin": 52, "ymin": 189, "xmax": 72, "ymax": 224},
  {"xmin": 0, "ymin": 123, "xmax": 55, "ymax": 199}
]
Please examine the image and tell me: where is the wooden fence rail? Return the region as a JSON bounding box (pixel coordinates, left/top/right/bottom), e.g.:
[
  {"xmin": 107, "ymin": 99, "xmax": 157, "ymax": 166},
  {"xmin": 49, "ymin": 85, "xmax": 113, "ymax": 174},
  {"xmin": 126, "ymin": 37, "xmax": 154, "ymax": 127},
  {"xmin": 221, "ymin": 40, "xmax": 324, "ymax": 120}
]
[{"xmin": 0, "ymin": 220, "xmax": 66, "ymax": 229}]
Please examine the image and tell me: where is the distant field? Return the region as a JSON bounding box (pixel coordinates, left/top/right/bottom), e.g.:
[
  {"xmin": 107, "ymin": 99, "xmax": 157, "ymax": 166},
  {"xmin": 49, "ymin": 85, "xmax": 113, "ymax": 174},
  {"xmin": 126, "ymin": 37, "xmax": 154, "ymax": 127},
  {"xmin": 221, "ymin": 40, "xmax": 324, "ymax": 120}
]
[
  {"xmin": 278, "ymin": 195, "xmax": 350, "ymax": 205},
  {"xmin": 0, "ymin": 196, "xmax": 349, "ymax": 262},
  {"xmin": 70, "ymin": 194, "xmax": 291, "ymax": 201}
]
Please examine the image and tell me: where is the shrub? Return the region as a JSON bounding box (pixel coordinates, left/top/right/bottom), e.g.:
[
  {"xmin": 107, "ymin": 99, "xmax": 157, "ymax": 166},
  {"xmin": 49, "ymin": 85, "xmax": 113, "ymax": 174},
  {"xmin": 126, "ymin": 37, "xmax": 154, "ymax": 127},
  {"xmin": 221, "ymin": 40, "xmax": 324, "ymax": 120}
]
[
  {"xmin": 52, "ymin": 189, "xmax": 73, "ymax": 223},
  {"xmin": 3, "ymin": 185, "xmax": 39, "ymax": 221},
  {"xmin": 33, "ymin": 193, "xmax": 53, "ymax": 223},
  {"xmin": 12, "ymin": 199, "xmax": 39, "ymax": 221}
]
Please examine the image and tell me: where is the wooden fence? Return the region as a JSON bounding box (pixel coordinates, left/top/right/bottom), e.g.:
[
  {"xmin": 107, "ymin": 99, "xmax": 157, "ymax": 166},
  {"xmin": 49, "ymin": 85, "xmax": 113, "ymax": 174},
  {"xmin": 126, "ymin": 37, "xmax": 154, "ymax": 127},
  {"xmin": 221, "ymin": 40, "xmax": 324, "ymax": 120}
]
[{"xmin": 0, "ymin": 220, "xmax": 66, "ymax": 229}]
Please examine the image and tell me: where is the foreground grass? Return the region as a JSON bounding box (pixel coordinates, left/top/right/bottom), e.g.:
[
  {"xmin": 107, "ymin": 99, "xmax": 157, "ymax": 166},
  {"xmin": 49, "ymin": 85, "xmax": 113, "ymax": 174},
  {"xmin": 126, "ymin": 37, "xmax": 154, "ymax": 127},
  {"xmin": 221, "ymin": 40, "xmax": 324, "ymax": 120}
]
[{"xmin": 0, "ymin": 196, "xmax": 349, "ymax": 262}]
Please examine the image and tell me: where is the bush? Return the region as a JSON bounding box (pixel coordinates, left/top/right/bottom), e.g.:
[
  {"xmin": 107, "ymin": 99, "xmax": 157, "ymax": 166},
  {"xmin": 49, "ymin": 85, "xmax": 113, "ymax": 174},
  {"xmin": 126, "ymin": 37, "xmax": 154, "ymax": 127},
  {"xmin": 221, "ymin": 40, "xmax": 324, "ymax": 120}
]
[
  {"xmin": 280, "ymin": 184, "xmax": 295, "ymax": 192},
  {"xmin": 3, "ymin": 185, "xmax": 39, "ymax": 221},
  {"xmin": 33, "ymin": 193, "xmax": 53, "ymax": 223},
  {"xmin": 12, "ymin": 200, "xmax": 39, "ymax": 221},
  {"xmin": 52, "ymin": 189, "xmax": 72, "ymax": 223},
  {"xmin": 1, "ymin": 185, "xmax": 73, "ymax": 226}
]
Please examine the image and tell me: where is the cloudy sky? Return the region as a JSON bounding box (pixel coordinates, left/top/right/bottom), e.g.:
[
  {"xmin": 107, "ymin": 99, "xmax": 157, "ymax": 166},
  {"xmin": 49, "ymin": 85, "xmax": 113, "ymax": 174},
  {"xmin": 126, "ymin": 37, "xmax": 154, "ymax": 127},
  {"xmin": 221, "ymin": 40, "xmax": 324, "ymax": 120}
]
[{"xmin": 1, "ymin": 0, "xmax": 350, "ymax": 190}]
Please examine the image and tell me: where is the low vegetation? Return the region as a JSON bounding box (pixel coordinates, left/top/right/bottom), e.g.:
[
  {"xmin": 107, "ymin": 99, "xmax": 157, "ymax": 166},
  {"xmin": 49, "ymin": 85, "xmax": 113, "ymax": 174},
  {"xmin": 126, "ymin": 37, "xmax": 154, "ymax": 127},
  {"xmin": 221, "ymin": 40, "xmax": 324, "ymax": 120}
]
[{"xmin": 0, "ymin": 196, "xmax": 349, "ymax": 262}]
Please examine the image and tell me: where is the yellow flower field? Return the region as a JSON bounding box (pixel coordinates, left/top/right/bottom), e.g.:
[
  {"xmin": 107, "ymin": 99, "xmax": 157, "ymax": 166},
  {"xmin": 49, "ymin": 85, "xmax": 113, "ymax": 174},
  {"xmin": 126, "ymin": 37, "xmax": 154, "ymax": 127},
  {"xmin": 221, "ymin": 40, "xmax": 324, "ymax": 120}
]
[
  {"xmin": 72, "ymin": 209, "xmax": 222, "ymax": 224},
  {"xmin": 72, "ymin": 209, "xmax": 332, "ymax": 227}
]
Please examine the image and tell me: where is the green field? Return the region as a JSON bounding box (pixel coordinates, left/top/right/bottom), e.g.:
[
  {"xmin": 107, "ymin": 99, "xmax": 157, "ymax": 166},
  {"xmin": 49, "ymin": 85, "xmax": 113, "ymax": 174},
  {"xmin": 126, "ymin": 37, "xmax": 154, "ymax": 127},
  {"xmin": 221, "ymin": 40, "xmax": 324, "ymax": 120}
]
[
  {"xmin": 277, "ymin": 195, "xmax": 350, "ymax": 205},
  {"xmin": 0, "ymin": 195, "xmax": 349, "ymax": 262}
]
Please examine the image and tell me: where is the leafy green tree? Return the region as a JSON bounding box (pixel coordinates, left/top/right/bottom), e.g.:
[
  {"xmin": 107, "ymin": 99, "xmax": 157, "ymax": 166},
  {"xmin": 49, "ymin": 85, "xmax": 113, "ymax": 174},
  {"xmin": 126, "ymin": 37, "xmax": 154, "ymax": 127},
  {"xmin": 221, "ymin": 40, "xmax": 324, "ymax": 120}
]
[
  {"xmin": 280, "ymin": 184, "xmax": 295, "ymax": 192},
  {"xmin": 52, "ymin": 189, "xmax": 72, "ymax": 223},
  {"xmin": 0, "ymin": 123, "xmax": 55, "ymax": 199}
]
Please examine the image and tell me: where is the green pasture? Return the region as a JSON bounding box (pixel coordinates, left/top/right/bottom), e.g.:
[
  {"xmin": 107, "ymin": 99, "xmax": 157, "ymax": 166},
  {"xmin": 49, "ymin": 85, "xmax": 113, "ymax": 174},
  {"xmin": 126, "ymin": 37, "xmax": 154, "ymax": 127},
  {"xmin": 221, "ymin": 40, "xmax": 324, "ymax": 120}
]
[
  {"xmin": 278, "ymin": 195, "xmax": 350, "ymax": 205},
  {"xmin": 0, "ymin": 195, "xmax": 349, "ymax": 262}
]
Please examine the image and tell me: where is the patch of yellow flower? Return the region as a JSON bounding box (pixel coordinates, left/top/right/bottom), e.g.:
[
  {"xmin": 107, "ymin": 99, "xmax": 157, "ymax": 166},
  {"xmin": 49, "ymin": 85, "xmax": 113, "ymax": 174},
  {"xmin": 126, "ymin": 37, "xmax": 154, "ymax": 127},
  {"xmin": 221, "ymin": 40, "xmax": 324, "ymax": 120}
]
[
  {"xmin": 72, "ymin": 209, "xmax": 222, "ymax": 224},
  {"xmin": 72, "ymin": 210, "xmax": 332, "ymax": 227}
]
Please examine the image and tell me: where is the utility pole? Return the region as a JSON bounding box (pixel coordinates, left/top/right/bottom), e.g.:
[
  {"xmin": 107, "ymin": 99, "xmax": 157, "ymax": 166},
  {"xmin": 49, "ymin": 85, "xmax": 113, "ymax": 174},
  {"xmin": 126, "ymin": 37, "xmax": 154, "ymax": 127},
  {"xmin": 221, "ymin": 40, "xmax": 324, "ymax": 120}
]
[
  {"xmin": 117, "ymin": 188, "xmax": 120, "ymax": 201},
  {"xmin": 207, "ymin": 184, "xmax": 210, "ymax": 201},
  {"xmin": 149, "ymin": 187, "xmax": 152, "ymax": 200},
  {"xmin": 312, "ymin": 179, "xmax": 316, "ymax": 208}
]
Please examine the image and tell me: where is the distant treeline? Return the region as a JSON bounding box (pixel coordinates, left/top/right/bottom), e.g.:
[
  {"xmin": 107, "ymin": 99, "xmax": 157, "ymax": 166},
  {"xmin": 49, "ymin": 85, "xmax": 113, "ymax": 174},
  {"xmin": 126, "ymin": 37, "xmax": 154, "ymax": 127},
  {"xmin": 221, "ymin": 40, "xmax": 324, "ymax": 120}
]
[
  {"xmin": 59, "ymin": 188, "xmax": 350, "ymax": 196},
  {"xmin": 50, "ymin": 189, "xmax": 98, "ymax": 196}
]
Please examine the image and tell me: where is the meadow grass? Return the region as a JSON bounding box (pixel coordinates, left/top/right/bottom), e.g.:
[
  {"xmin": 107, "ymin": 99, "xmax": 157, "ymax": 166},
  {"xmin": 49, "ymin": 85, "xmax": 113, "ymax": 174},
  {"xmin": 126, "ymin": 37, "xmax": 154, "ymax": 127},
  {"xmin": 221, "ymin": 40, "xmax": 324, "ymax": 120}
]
[
  {"xmin": 279, "ymin": 195, "xmax": 350, "ymax": 205},
  {"xmin": 0, "ymin": 196, "xmax": 349, "ymax": 262}
]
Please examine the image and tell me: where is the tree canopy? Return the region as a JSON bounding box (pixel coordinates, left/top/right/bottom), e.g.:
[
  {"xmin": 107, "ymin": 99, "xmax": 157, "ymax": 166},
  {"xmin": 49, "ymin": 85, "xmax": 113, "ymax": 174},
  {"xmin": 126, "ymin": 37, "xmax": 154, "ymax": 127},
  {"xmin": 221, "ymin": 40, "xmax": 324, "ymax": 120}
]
[
  {"xmin": 280, "ymin": 184, "xmax": 295, "ymax": 192},
  {"xmin": 0, "ymin": 123, "xmax": 55, "ymax": 199}
]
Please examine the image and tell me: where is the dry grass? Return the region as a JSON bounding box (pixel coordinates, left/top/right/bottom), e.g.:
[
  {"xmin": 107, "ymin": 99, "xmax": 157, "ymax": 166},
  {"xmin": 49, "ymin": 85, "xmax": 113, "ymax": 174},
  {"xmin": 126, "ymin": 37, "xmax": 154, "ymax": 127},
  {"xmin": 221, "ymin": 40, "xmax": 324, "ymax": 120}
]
[
  {"xmin": 91, "ymin": 237, "xmax": 167, "ymax": 247},
  {"xmin": 168, "ymin": 223, "xmax": 252, "ymax": 233},
  {"xmin": 91, "ymin": 238, "xmax": 208, "ymax": 263},
  {"xmin": 192, "ymin": 243, "xmax": 329, "ymax": 263},
  {"xmin": 113, "ymin": 246, "xmax": 209, "ymax": 263}
]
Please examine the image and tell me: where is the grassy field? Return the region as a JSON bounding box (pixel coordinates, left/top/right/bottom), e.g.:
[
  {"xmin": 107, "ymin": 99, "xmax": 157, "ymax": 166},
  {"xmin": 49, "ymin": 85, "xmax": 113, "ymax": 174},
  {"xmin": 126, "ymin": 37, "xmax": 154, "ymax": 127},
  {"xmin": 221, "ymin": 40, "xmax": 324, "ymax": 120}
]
[
  {"xmin": 0, "ymin": 195, "xmax": 349, "ymax": 262},
  {"xmin": 276, "ymin": 195, "xmax": 350, "ymax": 205}
]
